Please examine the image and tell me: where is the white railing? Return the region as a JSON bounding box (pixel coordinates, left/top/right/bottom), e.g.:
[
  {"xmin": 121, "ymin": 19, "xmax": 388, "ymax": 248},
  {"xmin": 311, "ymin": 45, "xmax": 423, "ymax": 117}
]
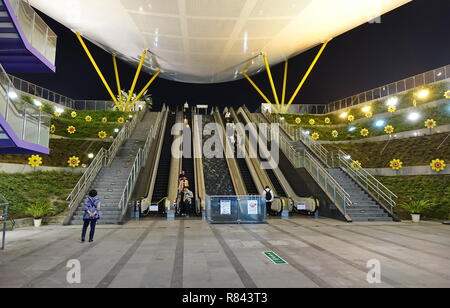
[
  {"xmin": 7, "ymin": 0, "xmax": 57, "ymax": 66},
  {"xmin": 335, "ymin": 150, "xmax": 397, "ymax": 216}
]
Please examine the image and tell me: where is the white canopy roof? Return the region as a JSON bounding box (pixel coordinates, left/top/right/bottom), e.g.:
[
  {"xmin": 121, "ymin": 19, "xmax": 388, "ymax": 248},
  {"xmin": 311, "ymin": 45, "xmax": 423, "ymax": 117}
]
[{"xmin": 29, "ymin": 0, "xmax": 411, "ymax": 83}]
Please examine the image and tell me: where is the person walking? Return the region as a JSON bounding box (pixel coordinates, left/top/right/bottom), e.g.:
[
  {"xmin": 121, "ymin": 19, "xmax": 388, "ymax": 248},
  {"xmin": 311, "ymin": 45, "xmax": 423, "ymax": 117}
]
[
  {"xmin": 81, "ymin": 190, "xmax": 100, "ymax": 243},
  {"xmin": 262, "ymin": 186, "xmax": 274, "ymax": 216}
]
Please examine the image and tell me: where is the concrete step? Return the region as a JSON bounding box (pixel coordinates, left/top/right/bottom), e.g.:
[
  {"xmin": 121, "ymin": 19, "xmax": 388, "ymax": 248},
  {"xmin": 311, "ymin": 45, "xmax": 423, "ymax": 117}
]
[{"xmin": 351, "ymin": 217, "xmax": 393, "ymax": 222}]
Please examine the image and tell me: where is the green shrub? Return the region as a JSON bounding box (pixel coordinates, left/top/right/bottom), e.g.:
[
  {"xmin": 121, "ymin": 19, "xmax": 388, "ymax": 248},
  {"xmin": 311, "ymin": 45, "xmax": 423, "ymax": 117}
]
[
  {"xmin": 400, "ymin": 199, "xmax": 435, "ymax": 214},
  {"xmin": 25, "ymin": 200, "xmax": 56, "ymax": 219}
]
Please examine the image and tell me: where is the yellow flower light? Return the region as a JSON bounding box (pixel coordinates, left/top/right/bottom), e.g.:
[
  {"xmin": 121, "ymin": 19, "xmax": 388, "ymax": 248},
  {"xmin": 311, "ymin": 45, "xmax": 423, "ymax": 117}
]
[
  {"xmin": 389, "ymin": 159, "xmax": 403, "ymax": 170},
  {"xmin": 117, "ymin": 117, "xmax": 125, "ymax": 124},
  {"xmin": 324, "ymin": 117, "xmax": 331, "ymax": 124},
  {"xmin": 98, "ymin": 131, "xmax": 108, "ymax": 139},
  {"xmin": 28, "ymin": 155, "xmax": 43, "ymax": 167},
  {"xmin": 444, "ymin": 90, "xmax": 450, "ymax": 99},
  {"xmin": 430, "ymin": 159, "xmax": 446, "ymax": 172},
  {"xmin": 365, "ymin": 112, "xmax": 373, "ymax": 118},
  {"xmin": 67, "ymin": 126, "xmax": 76, "ymax": 134},
  {"xmin": 309, "ymin": 119, "xmax": 316, "ymax": 125},
  {"xmin": 68, "ymin": 156, "xmax": 80, "ymax": 168},
  {"xmin": 85, "ymin": 115, "xmax": 92, "ymax": 122},
  {"xmin": 351, "ymin": 160, "xmax": 362, "ymax": 171},
  {"xmin": 54, "ymin": 112, "xmax": 61, "ymax": 117},
  {"xmin": 331, "ymin": 130, "xmax": 339, "ymax": 138},
  {"xmin": 384, "ymin": 125, "xmax": 394, "ymax": 134},
  {"xmin": 424, "ymin": 119, "xmax": 436, "ymax": 129},
  {"xmin": 50, "ymin": 124, "xmax": 56, "ymax": 134},
  {"xmin": 388, "ymin": 106, "xmax": 397, "ymax": 113},
  {"xmin": 311, "ymin": 132, "xmax": 320, "ymax": 140},
  {"xmin": 102, "ymin": 117, "xmax": 108, "ymax": 123},
  {"xmin": 295, "ymin": 117, "xmax": 302, "ymax": 124},
  {"xmin": 360, "ymin": 128, "xmax": 369, "ymax": 137},
  {"xmin": 347, "ymin": 115, "xmax": 354, "ymax": 122},
  {"xmin": 71, "ymin": 111, "xmax": 77, "ymax": 118}
]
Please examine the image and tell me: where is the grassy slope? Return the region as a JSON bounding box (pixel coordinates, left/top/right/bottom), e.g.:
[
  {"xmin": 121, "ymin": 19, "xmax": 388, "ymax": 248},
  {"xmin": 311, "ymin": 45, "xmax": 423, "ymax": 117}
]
[
  {"xmin": 324, "ymin": 133, "xmax": 450, "ymax": 168},
  {"xmin": 0, "ymin": 139, "xmax": 111, "ymax": 167},
  {"xmin": 0, "ymin": 171, "xmax": 81, "ymax": 219},
  {"xmin": 376, "ymin": 176, "xmax": 450, "ymax": 220}
]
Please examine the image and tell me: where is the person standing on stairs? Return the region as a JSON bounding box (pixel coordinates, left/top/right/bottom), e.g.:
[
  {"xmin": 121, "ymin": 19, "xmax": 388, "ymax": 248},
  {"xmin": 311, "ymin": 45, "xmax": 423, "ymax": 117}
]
[
  {"xmin": 81, "ymin": 190, "xmax": 100, "ymax": 243},
  {"xmin": 263, "ymin": 186, "xmax": 274, "ymax": 216}
]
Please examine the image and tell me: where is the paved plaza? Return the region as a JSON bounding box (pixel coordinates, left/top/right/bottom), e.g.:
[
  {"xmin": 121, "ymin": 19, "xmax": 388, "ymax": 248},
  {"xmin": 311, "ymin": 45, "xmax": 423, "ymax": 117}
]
[{"xmin": 1, "ymin": 217, "xmax": 450, "ymax": 288}]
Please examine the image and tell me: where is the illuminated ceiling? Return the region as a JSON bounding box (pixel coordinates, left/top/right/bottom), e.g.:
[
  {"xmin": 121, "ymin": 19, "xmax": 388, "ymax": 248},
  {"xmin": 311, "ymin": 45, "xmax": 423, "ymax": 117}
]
[{"xmin": 29, "ymin": 0, "xmax": 411, "ymax": 83}]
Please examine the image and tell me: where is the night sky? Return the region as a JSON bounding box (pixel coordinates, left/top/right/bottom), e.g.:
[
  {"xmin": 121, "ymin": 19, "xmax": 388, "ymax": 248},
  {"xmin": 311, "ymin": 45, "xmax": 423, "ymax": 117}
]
[{"xmin": 15, "ymin": 0, "xmax": 450, "ymax": 111}]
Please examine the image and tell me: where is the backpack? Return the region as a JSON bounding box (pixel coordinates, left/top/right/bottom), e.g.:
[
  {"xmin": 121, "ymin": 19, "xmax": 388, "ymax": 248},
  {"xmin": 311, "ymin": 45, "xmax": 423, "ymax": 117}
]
[{"xmin": 265, "ymin": 190, "xmax": 272, "ymax": 201}]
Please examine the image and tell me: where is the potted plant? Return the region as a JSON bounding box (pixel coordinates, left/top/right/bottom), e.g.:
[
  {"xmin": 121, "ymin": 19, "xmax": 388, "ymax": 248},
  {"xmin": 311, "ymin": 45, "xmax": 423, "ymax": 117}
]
[
  {"xmin": 25, "ymin": 201, "xmax": 55, "ymax": 227},
  {"xmin": 401, "ymin": 199, "xmax": 435, "ymax": 223}
]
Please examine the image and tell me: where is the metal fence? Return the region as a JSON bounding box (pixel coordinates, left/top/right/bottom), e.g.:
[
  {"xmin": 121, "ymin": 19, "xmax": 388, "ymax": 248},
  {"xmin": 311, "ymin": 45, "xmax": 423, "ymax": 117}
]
[{"xmin": 327, "ymin": 64, "xmax": 450, "ymax": 112}]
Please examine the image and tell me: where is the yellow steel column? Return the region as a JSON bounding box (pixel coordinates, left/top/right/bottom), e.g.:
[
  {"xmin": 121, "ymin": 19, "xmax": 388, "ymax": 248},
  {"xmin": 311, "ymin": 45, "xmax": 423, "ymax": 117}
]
[
  {"xmin": 129, "ymin": 70, "xmax": 161, "ymax": 110},
  {"xmin": 124, "ymin": 50, "xmax": 147, "ymax": 111},
  {"xmin": 281, "ymin": 60, "xmax": 288, "ymax": 113},
  {"xmin": 285, "ymin": 41, "xmax": 329, "ymax": 111},
  {"xmin": 75, "ymin": 32, "xmax": 120, "ymax": 108},
  {"xmin": 263, "ymin": 54, "xmax": 281, "ymax": 110},
  {"xmin": 113, "ymin": 55, "xmax": 123, "ymax": 109},
  {"xmin": 242, "ymin": 72, "xmax": 278, "ymax": 113}
]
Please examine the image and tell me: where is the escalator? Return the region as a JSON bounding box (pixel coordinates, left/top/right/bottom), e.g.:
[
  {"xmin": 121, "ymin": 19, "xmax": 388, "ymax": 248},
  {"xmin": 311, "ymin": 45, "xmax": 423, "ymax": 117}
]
[
  {"xmin": 151, "ymin": 112, "xmax": 176, "ymax": 209},
  {"xmin": 223, "ymin": 112, "xmax": 258, "ymax": 195},
  {"xmin": 181, "ymin": 111, "xmax": 197, "ymax": 213},
  {"xmin": 202, "ymin": 115, "xmax": 235, "ymax": 195},
  {"xmin": 237, "ymin": 113, "xmax": 286, "ymax": 197}
]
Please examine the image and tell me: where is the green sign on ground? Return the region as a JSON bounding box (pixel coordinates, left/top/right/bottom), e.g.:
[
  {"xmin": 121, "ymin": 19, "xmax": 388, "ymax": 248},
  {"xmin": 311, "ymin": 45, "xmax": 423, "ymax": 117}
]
[{"xmin": 263, "ymin": 251, "xmax": 287, "ymax": 264}]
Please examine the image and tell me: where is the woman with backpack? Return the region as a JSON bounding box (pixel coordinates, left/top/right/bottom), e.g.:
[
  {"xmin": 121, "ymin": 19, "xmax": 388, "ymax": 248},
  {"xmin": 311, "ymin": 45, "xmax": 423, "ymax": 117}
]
[
  {"xmin": 262, "ymin": 186, "xmax": 274, "ymax": 216},
  {"xmin": 81, "ymin": 190, "xmax": 100, "ymax": 243}
]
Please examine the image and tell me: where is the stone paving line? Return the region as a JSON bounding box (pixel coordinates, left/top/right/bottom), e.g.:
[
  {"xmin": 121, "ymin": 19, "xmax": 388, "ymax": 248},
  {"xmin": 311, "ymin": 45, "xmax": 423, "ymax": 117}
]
[{"xmin": 0, "ymin": 217, "xmax": 449, "ymax": 288}]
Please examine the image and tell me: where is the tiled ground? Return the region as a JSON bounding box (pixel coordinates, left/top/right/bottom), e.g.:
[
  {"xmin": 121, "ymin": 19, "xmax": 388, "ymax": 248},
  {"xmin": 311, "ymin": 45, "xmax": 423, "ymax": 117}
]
[{"xmin": 1, "ymin": 217, "xmax": 450, "ymax": 288}]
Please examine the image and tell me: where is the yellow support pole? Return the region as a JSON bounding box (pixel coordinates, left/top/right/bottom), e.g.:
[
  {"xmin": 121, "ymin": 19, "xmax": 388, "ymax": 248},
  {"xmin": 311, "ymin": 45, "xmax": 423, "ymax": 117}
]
[
  {"xmin": 281, "ymin": 60, "xmax": 288, "ymax": 113},
  {"xmin": 285, "ymin": 41, "xmax": 329, "ymax": 111},
  {"xmin": 128, "ymin": 70, "xmax": 161, "ymax": 111},
  {"xmin": 124, "ymin": 50, "xmax": 147, "ymax": 110},
  {"xmin": 263, "ymin": 54, "xmax": 281, "ymax": 110},
  {"xmin": 75, "ymin": 32, "xmax": 120, "ymax": 108},
  {"xmin": 242, "ymin": 72, "xmax": 279, "ymax": 113},
  {"xmin": 113, "ymin": 55, "xmax": 123, "ymax": 109}
]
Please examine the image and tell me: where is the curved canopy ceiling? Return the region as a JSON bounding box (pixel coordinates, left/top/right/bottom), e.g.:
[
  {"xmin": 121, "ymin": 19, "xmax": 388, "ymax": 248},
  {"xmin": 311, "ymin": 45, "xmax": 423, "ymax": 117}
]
[{"xmin": 29, "ymin": 0, "xmax": 411, "ymax": 83}]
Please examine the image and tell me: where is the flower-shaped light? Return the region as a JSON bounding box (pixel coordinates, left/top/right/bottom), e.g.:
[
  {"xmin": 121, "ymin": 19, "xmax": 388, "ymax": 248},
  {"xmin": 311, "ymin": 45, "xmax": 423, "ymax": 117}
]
[
  {"xmin": 388, "ymin": 106, "xmax": 397, "ymax": 113},
  {"xmin": 67, "ymin": 126, "xmax": 76, "ymax": 134},
  {"xmin": 117, "ymin": 117, "xmax": 125, "ymax": 124},
  {"xmin": 71, "ymin": 111, "xmax": 77, "ymax": 118},
  {"xmin": 444, "ymin": 90, "xmax": 450, "ymax": 99},
  {"xmin": 309, "ymin": 119, "xmax": 316, "ymax": 125},
  {"xmin": 365, "ymin": 112, "xmax": 373, "ymax": 118},
  {"xmin": 68, "ymin": 156, "xmax": 80, "ymax": 168},
  {"xmin": 360, "ymin": 128, "xmax": 369, "ymax": 137},
  {"xmin": 331, "ymin": 130, "xmax": 339, "ymax": 138},
  {"xmin": 324, "ymin": 117, "xmax": 331, "ymax": 124},
  {"xmin": 50, "ymin": 124, "xmax": 56, "ymax": 134},
  {"xmin": 430, "ymin": 159, "xmax": 446, "ymax": 172},
  {"xmin": 351, "ymin": 160, "xmax": 362, "ymax": 171},
  {"xmin": 347, "ymin": 115, "xmax": 355, "ymax": 122},
  {"xmin": 98, "ymin": 131, "xmax": 108, "ymax": 139},
  {"xmin": 389, "ymin": 159, "xmax": 403, "ymax": 170},
  {"xmin": 54, "ymin": 112, "xmax": 61, "ymax": 117},
  {"xmin": 384, "ymin": 125, "xmax": 394, "ymax": 134},
  {"xmin": 424, "ymin": 119, "xmax": 436, "ymax": 129},
  {"xmin": 85, "ymin": 115, "xmax": 92, "ymax": 122},
  {"xmin": 102, "ymin": 117, "xmax": 108, "ymax": 123},
  {"xmin": 28, "ymin": 155, "xmax": 43, "ymax": 167},
  {"xmin": 295, "ymin": 117, "xmax": 302, "ymax": 124},
  {"xmin": 311, "ymin": 132, "xmax": 320, "ymax": 140}
]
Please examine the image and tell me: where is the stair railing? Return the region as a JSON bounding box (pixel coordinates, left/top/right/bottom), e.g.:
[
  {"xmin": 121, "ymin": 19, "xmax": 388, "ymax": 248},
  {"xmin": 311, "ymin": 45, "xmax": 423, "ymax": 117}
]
[
  {"xmin": 247, "ymin": 109, "xmax": 353, "ymax": 221},
  {"xmin": 335, "ymin": 150, "xmax": 397, "ymax": 216},
  {"xmin": 64, "ymin": 147, "xmax": 106, "ymax": 225}
]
